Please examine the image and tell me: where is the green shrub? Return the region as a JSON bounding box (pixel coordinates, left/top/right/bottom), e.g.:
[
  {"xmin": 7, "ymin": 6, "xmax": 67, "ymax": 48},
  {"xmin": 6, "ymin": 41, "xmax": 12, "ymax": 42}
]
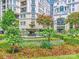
[
  {"xmin": 60, "ymin": 34, "xmax": 79, "ymax": 45},
  {"xmin": 0, "ymin": 40, "xmax": 10, "ymax": 48},
  {"xmin": 25, "ymin": 41, "xmax": 41, "ymax": 48},
  {"xmin": 41, "ymin": 41, "xmax": 52, "ymax": 49},
  {"xmin": 56, "ymin": 34, "xmax": 79, "ymax": 45},
  {"xmin": 70, "ymin": 29, "xmax": 79, "ymax": 34},
  {"xmin": 0, "ymin": 34, "xmax": 5, "ymax": 39}
]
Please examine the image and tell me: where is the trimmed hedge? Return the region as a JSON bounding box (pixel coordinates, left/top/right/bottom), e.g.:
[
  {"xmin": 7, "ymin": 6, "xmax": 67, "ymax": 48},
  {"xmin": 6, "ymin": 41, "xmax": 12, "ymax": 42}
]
[{"xmin": 57, "ymin": 34, "xmax": 79, "ymax": 45}]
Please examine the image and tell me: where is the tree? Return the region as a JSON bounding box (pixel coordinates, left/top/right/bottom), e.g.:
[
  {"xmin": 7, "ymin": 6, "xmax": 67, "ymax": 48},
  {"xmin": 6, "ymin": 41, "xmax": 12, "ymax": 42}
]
[
  {"xmin": 36, "ymin": 14, "xmax": 53, "ymax": 41},
  {"xmin": 67, "ymin": 12, "xmax": 79, "ymax": 29},
  {"xmin": 39, "ymin": 28, "xmax": 56, "ymax": 41},
  {"xmin": 1, "ymin": 9, "xmax": 16, "ymax": 31},
  {"xmin": 37, "ymin": 14, "xmax": 53, "ymax": 28},
  {"xmin": 1, "ymin": 9, "xmax": 22, "ymax": 53}
]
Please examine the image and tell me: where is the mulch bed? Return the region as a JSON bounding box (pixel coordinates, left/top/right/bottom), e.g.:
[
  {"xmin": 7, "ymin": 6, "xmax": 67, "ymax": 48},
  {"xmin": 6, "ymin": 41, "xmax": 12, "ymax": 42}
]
[
  {"xmin": 19, "ymin": 45, "xmax": 79, "ymax": 58},
  {"xmin": 0, "ymin": 44, "xmax": 79, "ymax": 58}
]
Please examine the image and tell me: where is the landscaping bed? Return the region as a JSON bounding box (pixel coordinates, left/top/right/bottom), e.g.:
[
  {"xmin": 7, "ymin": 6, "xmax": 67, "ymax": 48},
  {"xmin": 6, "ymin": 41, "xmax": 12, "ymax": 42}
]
[
  {"xmin": 0, "ymin": 34, "xmax": 79, "ymax": 58},
  {"xmin": 0, "ymin": 44, "xmax": 79, "ymax": 59},
  {"xmin": 18, "ymin": 44, "xmax": 79, "ymax": 58},
  {"xmin": 0, "ymin": 40, "xmax": 79, "ymax": 58}
]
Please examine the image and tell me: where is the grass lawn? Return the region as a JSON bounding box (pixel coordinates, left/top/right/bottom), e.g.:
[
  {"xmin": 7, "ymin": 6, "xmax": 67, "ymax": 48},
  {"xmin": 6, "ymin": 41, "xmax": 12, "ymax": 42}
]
[
  {"xmin": 15, "ymin": 54, "xmax": 79, "ymax": 59},
  {"xmin": 31, "ymin": 54, "xmax": 79, "ymax": 59}
]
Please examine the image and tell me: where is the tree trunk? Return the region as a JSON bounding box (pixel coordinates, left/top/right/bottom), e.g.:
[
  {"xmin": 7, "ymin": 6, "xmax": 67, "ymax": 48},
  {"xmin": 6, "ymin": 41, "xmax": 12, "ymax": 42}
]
[
  {"xmin": 48, "ymin": 27, "xmax": 51, "ymax": 41},
  {"xmin": 48, "ymin": 33, "xmax": 51, "ymax": 41},
  {"xmin": 12, "ymin": 43, "xmax": 15, "ymax": 54}
]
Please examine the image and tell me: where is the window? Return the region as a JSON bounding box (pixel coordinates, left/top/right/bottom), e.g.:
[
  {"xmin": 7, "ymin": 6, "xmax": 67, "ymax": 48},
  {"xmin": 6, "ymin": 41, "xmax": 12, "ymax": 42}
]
[
  {"xmin": 57, "ymin": 3, "xmax": 59, "ymax": 5},
  {"xmin": 2, "ymin": 0, "xmax": 6, "ymax": 4},
  {"xmin": 21, "ymin": 7, "xmax": 26, "ymax": 12},
  {"xmin": 72, "ymin": 8, "xmax": 75, "ymax": 11},
  {"xmin": 55, "ymin": 8, "xmax": 57, "ymax": 12},
  {"xmin": 32, "ymin": 14, "xmax": 35, "ymax": 20},
  {"xmin": 68, "ymin": 5, "xmax": 71, "ymax": 12},
  {"xmin": 13, "ymin": 0, "xmax": 16, "ymax": 5},
  {"xmin": 57, "ymin": 18, "xmax": 65, "ymax": 25},
  {"xmin": 32, "ymin": 6, "xmax": 35, "ymax": 13},
  {"xmin": 60, "ymin": 6, "xmax": 64, "ymax": 12},
  {"xmin": 65, "ymin": 6, "xmax": 67, "ymax": 11},
  {"xmin": 72, "ymin": 0, "xmax": 74, "ymax": 2},
  {"xmin": 72, "ymin": 4, "xmax": 74, "ymax": 7},
  {"xmin": 68, "ymin": 0, "xmax": 71, "ymax": 3},
  {"xmin": 40, "ymin": 0, "xmax": 43, "ymax": 3},
  {"xmin": 64, "ymin": 0, "xmax": 67, "ymax": 3},
  {"xmin": 2, "ymin": 5, "xmax": 6, "ymax": 9},
  {"xmin": 21, "ymin": 21, "xmax": 26, "ymax": 25},
  {"xmin": 10, "ymin": 0, "xmax": 12, "ymax": 5},
  {"xmin": 57, "ymin": 8, "xmax": 59, "ymax": 12},
  {"xmin": 31, "ymin": 6, "xmax": 35, "ymax": 19},
  {"xmin": 31, "ymin": 5, "xmax": 35, "ymax": 20},
  {"xmin": 21, "ymin": 14, "xmax": 26, "ymax": 18},
  {"xmin": 32, "ymin": 0, "xmax": 35, "ymax": 4}
]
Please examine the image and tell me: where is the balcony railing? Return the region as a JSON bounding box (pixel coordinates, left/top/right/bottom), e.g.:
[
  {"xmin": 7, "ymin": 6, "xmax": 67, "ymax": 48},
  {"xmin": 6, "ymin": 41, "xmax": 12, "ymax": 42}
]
[{"xmin": 21, "ymin": 1, "xmax": 27, "ymax": 6}]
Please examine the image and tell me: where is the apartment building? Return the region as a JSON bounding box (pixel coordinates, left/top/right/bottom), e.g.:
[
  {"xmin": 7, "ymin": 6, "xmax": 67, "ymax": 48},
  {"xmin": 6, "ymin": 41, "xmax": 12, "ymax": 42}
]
[
  {"xmin": 19, "ymin": 0, "xmax": 50, "ymax": 35},
  {"xmin": 48, "ymin": 0, "xmax": 55, "ymax": 15},
  {"xmin": 0, "ymin": 0, "xmax": 20, "ymax": 19},
  {"xmin": 53, "ymin": 0, "xmax": 79, "ymax": 33},
  {"xmin": 0, "ymin": 0, "xmax": 50, "ymax": 35}
]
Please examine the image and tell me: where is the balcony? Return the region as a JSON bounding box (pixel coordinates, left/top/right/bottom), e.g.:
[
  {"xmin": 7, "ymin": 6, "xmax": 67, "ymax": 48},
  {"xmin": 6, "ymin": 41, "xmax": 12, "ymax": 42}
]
[
  {"xmin": 21, "ymin": 7, "xmax": 26, "ymax": 12},
  {"xmin": 2, "ymin": 0, "xmax": 6, "ymax": 4},
  {"xmin": 21, "ymin": 0, "xmax": 27, "ymax": 6}
]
